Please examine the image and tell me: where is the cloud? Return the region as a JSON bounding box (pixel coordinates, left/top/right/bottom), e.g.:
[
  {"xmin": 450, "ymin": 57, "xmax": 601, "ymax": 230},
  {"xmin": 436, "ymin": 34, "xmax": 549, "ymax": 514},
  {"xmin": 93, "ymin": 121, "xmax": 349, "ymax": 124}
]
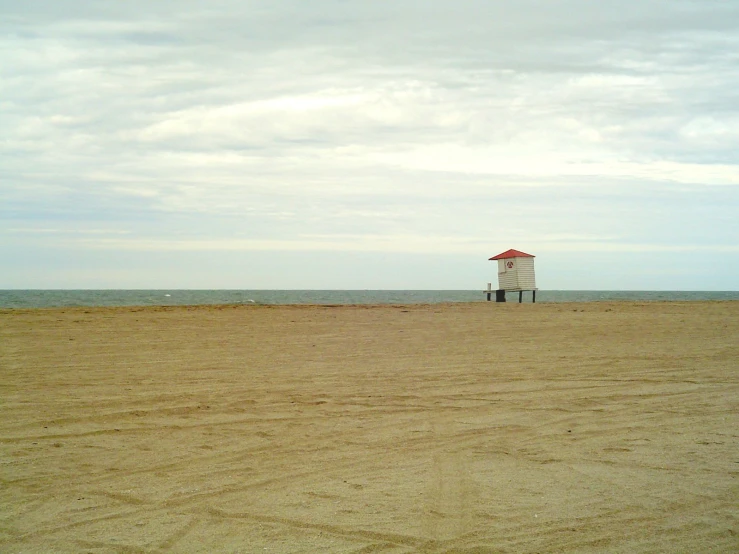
[
  {"xmin": 34, "ymin": 234, "xmax": 739, "ymax": 256},
  {"xmin": 1, "ymin": 0, "xmax": 738, "ymax": 288}
]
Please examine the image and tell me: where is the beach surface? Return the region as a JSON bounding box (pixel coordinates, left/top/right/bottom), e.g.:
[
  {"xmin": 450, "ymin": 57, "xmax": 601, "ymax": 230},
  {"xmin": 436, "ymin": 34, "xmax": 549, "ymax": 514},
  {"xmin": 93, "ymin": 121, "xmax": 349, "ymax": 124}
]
[{"xmin": 1, "ymin": 301, "xmax": 738, "ymax": 553}]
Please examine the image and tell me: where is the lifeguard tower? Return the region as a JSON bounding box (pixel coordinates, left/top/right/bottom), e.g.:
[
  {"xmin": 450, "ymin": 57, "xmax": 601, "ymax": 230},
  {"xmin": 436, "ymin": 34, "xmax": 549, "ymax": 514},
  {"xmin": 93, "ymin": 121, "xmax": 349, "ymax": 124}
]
[{"xmin": 485, "ymin": 249, "xmax": 537, "ymax": 303}]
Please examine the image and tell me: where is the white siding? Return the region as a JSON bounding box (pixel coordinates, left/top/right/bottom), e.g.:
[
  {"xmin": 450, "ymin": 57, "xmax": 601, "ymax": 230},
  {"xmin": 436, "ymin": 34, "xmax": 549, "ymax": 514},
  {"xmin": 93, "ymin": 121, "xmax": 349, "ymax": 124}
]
[
  {"xmin": 497, "ymin": 259, "xmax": 518, "ymax": 289},
  {"xmin": 515, "ymin": 257, "xmax": 536, "ymax": 290},
  {"xmin": 497, "ymin": 257, "xmax": 536, "ymax": 290}
]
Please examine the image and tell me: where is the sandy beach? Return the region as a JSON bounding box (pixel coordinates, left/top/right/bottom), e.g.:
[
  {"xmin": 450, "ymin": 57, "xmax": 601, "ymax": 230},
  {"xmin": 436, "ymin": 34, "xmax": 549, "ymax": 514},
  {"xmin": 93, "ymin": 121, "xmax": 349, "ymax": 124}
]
[{"xmin": 1, "ymin": 301, "xmax": 738, "ymax": 553}]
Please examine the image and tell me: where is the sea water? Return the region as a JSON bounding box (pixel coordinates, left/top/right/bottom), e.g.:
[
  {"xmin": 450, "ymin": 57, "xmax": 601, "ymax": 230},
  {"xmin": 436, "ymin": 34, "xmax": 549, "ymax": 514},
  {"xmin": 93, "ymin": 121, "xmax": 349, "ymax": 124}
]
[{"xmin": 1, "ymin": 290, "xmax": 738, "ymax": 309}]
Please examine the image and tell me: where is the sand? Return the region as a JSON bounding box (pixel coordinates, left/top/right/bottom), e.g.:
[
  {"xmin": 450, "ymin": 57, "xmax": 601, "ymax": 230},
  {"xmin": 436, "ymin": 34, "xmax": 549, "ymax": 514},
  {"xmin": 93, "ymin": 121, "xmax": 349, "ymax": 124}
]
[{"xmin": 1, "ymin": 301, "xmax": 738, "ymax": 553}]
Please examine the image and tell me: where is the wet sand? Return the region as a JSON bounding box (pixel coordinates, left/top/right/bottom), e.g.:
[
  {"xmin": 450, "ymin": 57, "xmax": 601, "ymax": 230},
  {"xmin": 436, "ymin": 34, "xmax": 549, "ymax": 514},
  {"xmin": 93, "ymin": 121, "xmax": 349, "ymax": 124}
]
[{"xmin": 1, "ymin": 301, "xmax": 738, "ymax": 553}]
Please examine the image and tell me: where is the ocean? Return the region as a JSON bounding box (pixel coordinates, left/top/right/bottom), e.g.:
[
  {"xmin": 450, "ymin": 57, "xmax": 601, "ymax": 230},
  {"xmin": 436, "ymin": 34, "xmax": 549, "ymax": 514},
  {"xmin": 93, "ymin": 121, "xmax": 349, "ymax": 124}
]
[{"xmin": 1, "ymin": 290, "xmax": 738, "ymax": 309}]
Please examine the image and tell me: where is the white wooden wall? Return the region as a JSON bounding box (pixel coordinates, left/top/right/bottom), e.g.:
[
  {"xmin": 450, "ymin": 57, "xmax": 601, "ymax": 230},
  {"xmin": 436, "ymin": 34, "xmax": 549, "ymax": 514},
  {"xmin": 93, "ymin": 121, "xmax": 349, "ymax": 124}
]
[
  {"xmin": 515, "ymin": 257, "xmax": 536, "ymax": 290},
  {"xmin": 497, "ymin": 259, "xmax": 518, "ymax": 289},
  {"xmin": 497, "ymin": 257, "xmax": 536, "ymax": 290}
]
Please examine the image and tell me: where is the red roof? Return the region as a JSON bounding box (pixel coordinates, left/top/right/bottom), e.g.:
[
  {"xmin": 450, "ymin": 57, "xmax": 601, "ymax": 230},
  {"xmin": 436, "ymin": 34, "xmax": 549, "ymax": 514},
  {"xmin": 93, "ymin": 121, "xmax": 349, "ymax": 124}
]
[{"xmin": 489, "ymin": 249, "xmax": 535, "ymax": 260}]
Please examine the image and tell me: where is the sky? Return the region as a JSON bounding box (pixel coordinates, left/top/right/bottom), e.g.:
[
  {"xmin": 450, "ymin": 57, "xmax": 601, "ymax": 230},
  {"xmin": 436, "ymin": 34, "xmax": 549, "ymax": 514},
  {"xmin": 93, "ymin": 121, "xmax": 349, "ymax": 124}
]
[{"xmin": 1, "ymin": 0, "xmax": 738, "ymax": 290}]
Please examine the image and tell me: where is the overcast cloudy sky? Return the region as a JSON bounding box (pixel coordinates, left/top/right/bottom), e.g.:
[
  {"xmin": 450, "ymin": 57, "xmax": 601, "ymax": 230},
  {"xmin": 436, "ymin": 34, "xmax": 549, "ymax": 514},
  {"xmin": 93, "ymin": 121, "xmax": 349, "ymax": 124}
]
[{"xmin": 2, "ymin": 0, "xmax": 738, "ymax": 289}]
